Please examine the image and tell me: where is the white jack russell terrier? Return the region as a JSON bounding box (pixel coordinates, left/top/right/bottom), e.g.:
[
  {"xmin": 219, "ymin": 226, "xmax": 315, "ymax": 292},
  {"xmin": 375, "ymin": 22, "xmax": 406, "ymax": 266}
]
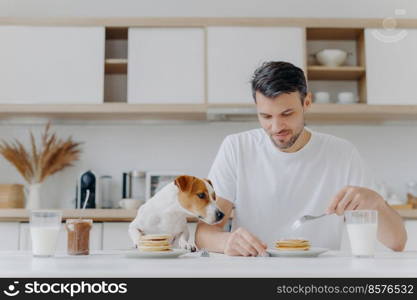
[{"xmin": 129, "ymin": 175, "xmax": 225, "ymax": 251}]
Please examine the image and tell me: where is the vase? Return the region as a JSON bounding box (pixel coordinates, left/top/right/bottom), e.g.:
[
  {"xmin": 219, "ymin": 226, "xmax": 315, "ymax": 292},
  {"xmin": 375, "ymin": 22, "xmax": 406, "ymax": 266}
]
[{"xmin": 26, "ymin": 183, "xmax": 42, "ymax": 209}]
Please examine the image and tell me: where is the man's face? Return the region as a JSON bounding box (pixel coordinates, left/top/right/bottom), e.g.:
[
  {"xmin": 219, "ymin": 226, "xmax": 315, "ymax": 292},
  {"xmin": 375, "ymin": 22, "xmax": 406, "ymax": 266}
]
[{"xmin": 255, "ymin": 91, "xmax": 311, "ymax": 150}]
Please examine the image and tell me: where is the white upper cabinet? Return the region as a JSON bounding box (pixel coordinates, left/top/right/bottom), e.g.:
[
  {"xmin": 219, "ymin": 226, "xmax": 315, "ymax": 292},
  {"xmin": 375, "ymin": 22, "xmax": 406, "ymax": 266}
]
[
  {"xmin": 128, "ymin": 28, "xmax": 205, "ymax": 104},
  {"xmin": 365, "ymin": 28, "xmax": 417, "ymax": 105},
  {"xmin": 207, "ymin": 27, "xmax": 305, "ymax": 104},
  {"xmin": 0, "ymin": 26, "xmax": 105, "ymax": 104}
]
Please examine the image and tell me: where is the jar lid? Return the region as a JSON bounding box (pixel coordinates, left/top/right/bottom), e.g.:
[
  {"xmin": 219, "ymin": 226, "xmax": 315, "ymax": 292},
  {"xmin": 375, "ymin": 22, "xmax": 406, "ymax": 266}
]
[{"xmin": 130, "ymin": 170, "xmax": 145, "ymax": 178}]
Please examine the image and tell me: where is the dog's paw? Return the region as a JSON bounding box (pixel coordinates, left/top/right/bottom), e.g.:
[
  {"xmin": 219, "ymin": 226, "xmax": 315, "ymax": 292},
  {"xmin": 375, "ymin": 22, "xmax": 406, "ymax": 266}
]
[
  {"xmin": 179, "ymin": 239, "xmax": 196, "ymax": 252},
  {"xmin": 184, "ymin": 243, "xmax": 197, "ymax": 252}
]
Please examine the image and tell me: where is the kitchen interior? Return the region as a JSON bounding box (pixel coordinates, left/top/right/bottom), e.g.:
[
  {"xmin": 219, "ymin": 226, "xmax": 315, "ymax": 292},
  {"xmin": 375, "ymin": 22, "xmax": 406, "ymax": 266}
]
[{"xmin": 1, "ymin": 0, "xmax": 417, "ymax": 277}]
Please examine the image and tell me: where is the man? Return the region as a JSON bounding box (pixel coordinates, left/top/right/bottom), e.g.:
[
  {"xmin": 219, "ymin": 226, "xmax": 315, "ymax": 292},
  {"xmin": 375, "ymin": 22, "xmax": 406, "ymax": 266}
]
[{"xmin": 196, "ymin": 61, "xmax": 406, "ymax": 256}]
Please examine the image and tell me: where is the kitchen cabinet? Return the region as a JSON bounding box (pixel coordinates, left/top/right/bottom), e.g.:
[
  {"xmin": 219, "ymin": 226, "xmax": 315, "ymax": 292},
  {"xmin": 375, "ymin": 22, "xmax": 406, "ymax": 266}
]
[
  {"xmin": 19, "ymin": 222, "xmax": 102, "ymax": 252},
  {"xmin": 128, "ymin": 28, "xmax": 205, "ymax": 104},
  {"xmin": 0, "ymin": 26, "xmax": 105, "ymax": 104},
  {"xmin": 0, "ymin": 222, "xmax": 20, "ymax": 251},
  {"xmin": 207, "ymin": 27, "xmax": 305, "ymax": 104},
  {"xmin": 365, "ymin": 28, "xmax": 417, "ymax": 105}
]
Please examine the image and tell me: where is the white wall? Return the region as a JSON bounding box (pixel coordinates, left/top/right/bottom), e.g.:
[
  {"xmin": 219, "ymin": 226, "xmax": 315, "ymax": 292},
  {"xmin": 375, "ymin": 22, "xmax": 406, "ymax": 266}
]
[
  {"xmin": 1, "ymin": 0, "xmax": 417, "ymax": 18},
  {"xmin": 0, "ymin": 121, "xmax": 415, "ymax": 208}
]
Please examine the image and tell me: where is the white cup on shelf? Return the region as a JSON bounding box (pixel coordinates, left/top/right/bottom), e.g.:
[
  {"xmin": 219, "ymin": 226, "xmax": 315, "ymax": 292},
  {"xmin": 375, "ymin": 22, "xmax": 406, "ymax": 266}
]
[
  {"xmin": 337, "ymin": 92, "xmax": 357, "ymax": 104},
  {"xmin": 314, "ymin": 91, "xmax": 331, "ymax": 103},
  {"xmin": 119, "ymin": 198, "xmax": 144, "ymax": 210}
]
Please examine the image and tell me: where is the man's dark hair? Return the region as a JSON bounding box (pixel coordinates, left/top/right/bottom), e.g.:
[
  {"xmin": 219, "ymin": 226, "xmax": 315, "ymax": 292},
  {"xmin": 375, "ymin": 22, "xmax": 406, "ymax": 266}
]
[{"xmin": 251, "ymin": 61, "xmax": 307, "ymax": 104}]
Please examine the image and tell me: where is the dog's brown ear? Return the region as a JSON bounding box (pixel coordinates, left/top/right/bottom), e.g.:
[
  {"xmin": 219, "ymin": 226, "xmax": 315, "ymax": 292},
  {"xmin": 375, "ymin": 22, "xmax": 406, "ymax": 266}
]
[
  {"xmin": 174, "ymin": 175, "xmax": 194, "ymax": 192},
  {"xmin": 205, "ymin": 179, "xmax": 213, "ymax": 187}
]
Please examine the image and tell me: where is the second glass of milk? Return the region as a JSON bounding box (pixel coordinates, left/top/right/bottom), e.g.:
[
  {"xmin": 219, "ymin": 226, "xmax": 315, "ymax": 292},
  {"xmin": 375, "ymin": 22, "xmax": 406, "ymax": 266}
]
[
  {"xmin": 345, "ymin": 210, "xmax": 378, "ymax": 258},
  {"xmin": 30, "ymin": 210, "xmax": 62, "ymax": 257}
]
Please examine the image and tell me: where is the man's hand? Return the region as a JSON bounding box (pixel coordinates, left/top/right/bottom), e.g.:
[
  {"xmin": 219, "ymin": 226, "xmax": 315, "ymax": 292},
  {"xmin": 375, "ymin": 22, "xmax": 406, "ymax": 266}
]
[
  {"xmin": 326, "ymin": 186, "xmax": 386, "ymax": 216},
  {"xmin": 224, "ymin": 227, "xmax": 267, "ymax": 256}
]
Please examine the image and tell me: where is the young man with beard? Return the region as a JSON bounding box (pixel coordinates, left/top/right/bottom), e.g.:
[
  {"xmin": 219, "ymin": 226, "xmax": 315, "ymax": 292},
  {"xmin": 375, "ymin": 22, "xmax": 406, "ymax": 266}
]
[{"xmin": 196, "ymin": 61, "xmax": 406, "ymax": 256}]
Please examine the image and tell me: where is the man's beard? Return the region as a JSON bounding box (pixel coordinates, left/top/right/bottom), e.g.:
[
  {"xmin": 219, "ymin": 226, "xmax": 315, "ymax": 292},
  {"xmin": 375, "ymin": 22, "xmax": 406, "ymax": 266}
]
[{"xmin": 269, "ymin": 128, "xmax": 303, "ymax": 150}]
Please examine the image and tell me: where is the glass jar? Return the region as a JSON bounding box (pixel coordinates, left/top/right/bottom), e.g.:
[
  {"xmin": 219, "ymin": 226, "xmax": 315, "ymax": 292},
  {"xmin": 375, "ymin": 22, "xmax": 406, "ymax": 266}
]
[
  {"xmin": 99, "ymin": 175, "xmax": 112, "ymax": 208},
  {"xmin": 130, "ymin": 171, "xmax": 146, "ymax": 201},
  {"xmin": 406, "ymin": 181, "xmax": 417, "ymax": 208}
]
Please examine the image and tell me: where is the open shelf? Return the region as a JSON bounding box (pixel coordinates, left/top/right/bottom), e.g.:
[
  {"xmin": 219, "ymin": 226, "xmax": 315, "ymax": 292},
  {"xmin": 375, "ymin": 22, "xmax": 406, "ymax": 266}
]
[
  {"xmin": 105, "ymin": 58, "xmax": 128, "ymax": 74},
  {"xmin": 307, "ymin": 65, "xmax": 365, "ymax": 80},
  {"xmin": 306, "ymin": 27, "xmax": 367, "ymax": 104}
]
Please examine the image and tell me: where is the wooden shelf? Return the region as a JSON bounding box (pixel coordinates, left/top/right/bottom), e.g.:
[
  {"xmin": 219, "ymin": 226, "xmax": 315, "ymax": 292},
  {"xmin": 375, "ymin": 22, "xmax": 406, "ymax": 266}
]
[
  {"xmin": 208, "ymin": 103, "xmax": 417, "ymax": 123},
  {"xmin": 2, "ymin": 17, "xmax": 417, "ymax": 28},
  {"xmin": 306, "ymin": 103, "xmax": 417, "ymax": 123},
  {"xmin": 0, "ymin": 103, "xmax": 416, "ymax": 123},
  {"xmin": 105, "ymin": 27, "xmax": 128, "ymax": 40},
  {"xmin": 307, "ymin": 28, "xmax": 363, "ymax": 40},
  {"xmin": 0, "ymin": 208, "xmax": 198, "ymax": 222},
  {"xmin": 105, "ymin": 58, "xmax": 127, "ymax": 74},
  {"xmin": 0, "ymin": 103, "xmax": 207, "ymax": 121},
  {"xmin": 307, "ymin": 65, "xmax": 365, "ymax": 80}
]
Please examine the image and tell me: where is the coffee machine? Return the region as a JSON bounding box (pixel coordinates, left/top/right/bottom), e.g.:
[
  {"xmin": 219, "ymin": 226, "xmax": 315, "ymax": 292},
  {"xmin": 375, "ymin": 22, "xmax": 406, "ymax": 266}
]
[{"xmin": 76, "ymin": 170, "xmax": 99, "ymax": 209}]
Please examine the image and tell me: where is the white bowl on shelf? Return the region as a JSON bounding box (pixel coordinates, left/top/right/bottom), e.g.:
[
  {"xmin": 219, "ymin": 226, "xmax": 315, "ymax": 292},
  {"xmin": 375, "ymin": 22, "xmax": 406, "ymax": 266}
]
[{"xmin": 315, "ymin": 49, "xmax": 348, "ymax": 67}]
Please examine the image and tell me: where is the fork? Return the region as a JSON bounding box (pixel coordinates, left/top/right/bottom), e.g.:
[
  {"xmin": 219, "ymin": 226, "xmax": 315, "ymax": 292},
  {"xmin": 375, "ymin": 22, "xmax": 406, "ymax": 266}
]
[
  {"xmin": 199, "ymin": 248, "xmax": 210, "ymax": 257},
  {"xmin": 291, "ymin": 213, "xmax": 328, "ymax": 231}
]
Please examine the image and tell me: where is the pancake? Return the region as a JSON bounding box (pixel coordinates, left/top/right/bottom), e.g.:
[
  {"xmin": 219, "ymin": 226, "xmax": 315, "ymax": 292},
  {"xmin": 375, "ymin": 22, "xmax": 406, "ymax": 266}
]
[
  {"xmin": 138, "ymin": 234, "xmax": 173, "ymax": 252},
  {"xmin": 137, "ymin": 245, "xmax": 172, "ymax": 252},
  {"xmin": 138, "ymin": 240, "xmax": 170, "ymax": 247},
  {"xmin": 275, "ymin": 239, "xmax": 311, "ymax": 251},
  {"xmin": 140, "ymin": 234, "xmax": 172, "ymax": 241}
]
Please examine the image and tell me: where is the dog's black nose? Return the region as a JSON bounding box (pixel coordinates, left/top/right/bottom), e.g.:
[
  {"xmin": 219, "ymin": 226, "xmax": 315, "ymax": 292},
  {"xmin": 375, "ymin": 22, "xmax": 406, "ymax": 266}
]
[{"xmin": 215, "ymin": 210, "xmax": 225, "ymax": 222}]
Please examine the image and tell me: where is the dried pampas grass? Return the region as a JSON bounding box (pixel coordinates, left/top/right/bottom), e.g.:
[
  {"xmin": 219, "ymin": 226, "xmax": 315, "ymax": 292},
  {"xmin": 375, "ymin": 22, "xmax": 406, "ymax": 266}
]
[{"xmin": 0, "ymin": 122, "xmax": 82, "ymax": 184}]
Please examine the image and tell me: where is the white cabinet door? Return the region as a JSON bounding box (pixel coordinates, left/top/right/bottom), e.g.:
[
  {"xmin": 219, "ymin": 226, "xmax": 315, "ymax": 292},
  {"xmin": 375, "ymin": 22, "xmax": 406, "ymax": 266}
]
[
  {"xmin": 0, "ymin": 26, "xmax": 105, "ymax": 104},
  {"xmin": 0, "ymin": 222, "xmax": 20, "ymax": 251},
  {"xmin": 19, "ymin": 222, "xmax": 102, "ymax": 252},
  {"xmin": 128, "ymin": 28, "xmax": 205, "ymax": 104},
  {"xmin": 404, "ymin": 220, "xmax": 417, "ymax": 251},
  {"xmin": 102, "ymin": 222, "xmax": 133, "ymax": 250},
  {"xmin": 365, "ymin": 28, "xmax": 417, "ymax": 104},
  {"xmin": 207, "ymin": 27, "xmax": 305, "ymax": 104}
]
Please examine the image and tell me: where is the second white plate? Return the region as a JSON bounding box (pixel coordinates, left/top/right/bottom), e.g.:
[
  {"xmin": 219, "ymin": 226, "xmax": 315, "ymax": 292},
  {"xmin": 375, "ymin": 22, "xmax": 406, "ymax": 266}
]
[
  {"xmin": 267, "ymin": 247, "xmax": 328, "ymax": 257},
  {"xmin": 125, "ymin": 249, "xmax": 187, "ymax": 259}
]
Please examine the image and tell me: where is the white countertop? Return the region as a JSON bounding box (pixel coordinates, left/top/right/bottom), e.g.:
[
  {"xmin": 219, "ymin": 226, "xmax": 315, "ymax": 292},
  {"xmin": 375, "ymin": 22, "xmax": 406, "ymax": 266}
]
[{"xmin": 1, "ymin": 250, "xmax": 417, "ymax": 278}]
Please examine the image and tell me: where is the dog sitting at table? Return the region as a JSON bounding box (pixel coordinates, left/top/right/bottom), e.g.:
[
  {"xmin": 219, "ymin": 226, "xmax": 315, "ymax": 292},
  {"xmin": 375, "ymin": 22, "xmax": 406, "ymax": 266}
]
[{"xmin": 128, "ymin": 175, "xmax": 225, "ymax": 251}]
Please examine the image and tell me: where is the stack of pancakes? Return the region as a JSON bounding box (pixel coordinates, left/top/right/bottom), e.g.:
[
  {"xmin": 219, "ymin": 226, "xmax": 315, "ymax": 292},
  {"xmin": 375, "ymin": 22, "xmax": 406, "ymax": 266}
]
[
  {"xmin": 275, "ymin": 239, "xmax": 310, "ymax": 251},
  {"xmin": 138, "ymin": 234, "xmax": 173, "ymax": 252}
]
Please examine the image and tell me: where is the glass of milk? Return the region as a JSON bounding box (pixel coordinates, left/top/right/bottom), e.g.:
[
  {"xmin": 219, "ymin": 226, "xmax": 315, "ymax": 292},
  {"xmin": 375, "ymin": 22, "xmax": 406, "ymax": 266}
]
[
  {"xmin": 345, "ymin": 210, "xmax": 378, "ymax": 258},
  {"xmin": 30, "ymin": 210, "xmax": 62, "ymax": 257}
]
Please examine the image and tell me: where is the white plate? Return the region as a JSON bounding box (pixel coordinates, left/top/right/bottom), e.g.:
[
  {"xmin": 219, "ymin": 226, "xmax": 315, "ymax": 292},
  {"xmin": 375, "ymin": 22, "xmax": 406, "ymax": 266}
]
[
  {"xmin": 267, "ymin": 247, "xmax": 328, "ymax": 257},
  {"xmin": 125, "ymin": 249, "xmax": 187, "ymax": 259}
]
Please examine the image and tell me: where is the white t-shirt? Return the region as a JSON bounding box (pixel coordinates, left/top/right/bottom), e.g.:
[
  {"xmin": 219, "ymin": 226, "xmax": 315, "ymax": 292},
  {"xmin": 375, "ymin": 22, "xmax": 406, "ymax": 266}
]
[{"xmin": 208, "ymin": 128, "xmax": 377, "ymax": 250}]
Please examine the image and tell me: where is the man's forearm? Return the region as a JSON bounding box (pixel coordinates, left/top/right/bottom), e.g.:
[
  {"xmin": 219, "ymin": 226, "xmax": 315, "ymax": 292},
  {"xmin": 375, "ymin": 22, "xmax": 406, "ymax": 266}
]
[
  {"xmin": 378, "ymin": 201, "xmax": 407, "ymax": 251},
  {"xmin": 195, "ymin": 222, "xmax": 231, "ymax": 253}
]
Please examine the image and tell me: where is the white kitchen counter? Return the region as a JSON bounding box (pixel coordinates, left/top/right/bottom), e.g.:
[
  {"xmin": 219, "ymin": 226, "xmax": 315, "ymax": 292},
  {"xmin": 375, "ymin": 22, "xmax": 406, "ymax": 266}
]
[{"xmin": 1, "ymin": 250, "xmax": 417, "ymax": 278}]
